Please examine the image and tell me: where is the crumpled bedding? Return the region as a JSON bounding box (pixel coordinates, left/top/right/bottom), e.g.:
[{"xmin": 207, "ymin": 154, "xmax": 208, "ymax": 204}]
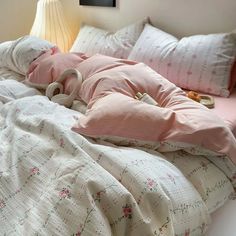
[
  {"xmin": 0, "ymin": 74, "xmax": 234, "ymax": 236},
  {"xmin": 23, "ymin": 52, "xmax": 236, "ymax": 162},
  {"xmin": 0, "ymin": 67, "xmax": 25, "ymax": 82},
  {"xmin": 0, "ymin": 35, "xmax": 57, "ymax": 75},
  {"xmin": 70, "ymin": 54, "xmax": 236, "ymax": 163}
]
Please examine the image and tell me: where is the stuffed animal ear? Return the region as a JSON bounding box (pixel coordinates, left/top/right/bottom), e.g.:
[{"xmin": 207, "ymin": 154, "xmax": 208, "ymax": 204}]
[
  {"xmin": 45, "ymin": 68, "xmax": 83, "ymax": 108},
  {"xmin": 45, "ymin": 82, "xmax": 64, "ymax": 99}
]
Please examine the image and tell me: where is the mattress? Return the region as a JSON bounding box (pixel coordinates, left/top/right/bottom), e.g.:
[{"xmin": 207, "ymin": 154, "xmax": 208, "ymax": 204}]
[{"xmin": 211, "ymin": 87, "xmax": 236, "ymax": 137}]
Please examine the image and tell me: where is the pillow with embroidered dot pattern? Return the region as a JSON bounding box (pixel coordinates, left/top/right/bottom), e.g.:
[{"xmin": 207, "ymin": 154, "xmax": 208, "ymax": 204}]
[
  {"xmin": 128, "ymin": 24, "xmax": 236, "ymax": 97},
  {"xmin": 70, "ymin": 18, "xmax": 149, "ymax": 59}
]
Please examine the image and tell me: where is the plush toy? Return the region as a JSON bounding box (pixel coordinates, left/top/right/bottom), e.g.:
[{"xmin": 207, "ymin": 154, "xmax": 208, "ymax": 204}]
[{"xmin": 187, "ymin": 91, "xmax": 214, "ymax": 108}]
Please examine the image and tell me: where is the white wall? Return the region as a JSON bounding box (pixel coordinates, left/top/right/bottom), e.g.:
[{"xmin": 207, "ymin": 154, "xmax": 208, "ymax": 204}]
[
  {"xmin": 0, "ymin": 0, "xmax": 236, "ymax": 42},
  {"xmin": 74, "ymin": 0, "xmax": 236, "ymax": 37}
]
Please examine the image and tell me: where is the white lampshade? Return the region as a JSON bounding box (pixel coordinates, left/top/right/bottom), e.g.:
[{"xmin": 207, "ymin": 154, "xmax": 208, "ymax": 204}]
[{"xmin": 30, "ymin": 0, "xmax": 74, "ymax": 52}]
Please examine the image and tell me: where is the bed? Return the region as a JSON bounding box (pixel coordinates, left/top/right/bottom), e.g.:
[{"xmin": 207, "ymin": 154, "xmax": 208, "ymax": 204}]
[
  {"xmin": 211, "ymin": 88, "xmax": 236, "ymax": 137},
  {"xmin": 0, "ymin": 18, "xmax": 235, "ymax": 236}
]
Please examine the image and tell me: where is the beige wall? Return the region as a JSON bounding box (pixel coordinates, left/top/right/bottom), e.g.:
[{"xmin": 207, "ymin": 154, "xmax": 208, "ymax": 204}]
[
  {"xmin": 0, "ymin": 0, "xmax": 36, "ymax": 41},
  {"xmin": 74, "ymin": 0, "xmax": 236, "ymax": 37},
  {"xmin": 0, "ymin": 0, "xmax": 78, "ymax": 42},
  {"xmin": 0, "ymin": 0, "xmax": 236, "ymax": 42}
]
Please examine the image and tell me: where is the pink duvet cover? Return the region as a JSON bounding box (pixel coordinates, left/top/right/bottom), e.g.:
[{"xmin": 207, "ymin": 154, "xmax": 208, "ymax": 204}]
[
  {"xmin": 27, "ymin": 52, "xmax": 236, "ymax": 163},
  {"xmin": 71, "ymin": 54, "xmax": 236, "ymax": 163}
]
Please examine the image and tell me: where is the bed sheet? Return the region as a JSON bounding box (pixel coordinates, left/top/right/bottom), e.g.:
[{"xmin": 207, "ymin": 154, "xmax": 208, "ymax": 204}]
[
  {"xmin": 211, "ymin": 88, "xmax": 236, "ymax": 137},
  {"xmin": 0, "ymin": 69, "xmax": 235, "ymax": 236}
]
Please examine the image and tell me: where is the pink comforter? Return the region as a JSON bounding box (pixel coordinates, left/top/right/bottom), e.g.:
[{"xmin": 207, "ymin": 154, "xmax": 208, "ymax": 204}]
[
  {"xmin": 71, "ymin": 54, "xmax": 236, "ymax": 163},
  {"xmin": 27, "ymin": 52, "xmax": 236, "ymax": 163}
]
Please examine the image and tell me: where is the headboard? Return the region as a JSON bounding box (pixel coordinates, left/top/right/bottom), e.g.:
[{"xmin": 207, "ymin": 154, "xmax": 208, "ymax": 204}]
[{"xmin": 64, "ymin": 0, "xmax": 236, "ymax": 38}]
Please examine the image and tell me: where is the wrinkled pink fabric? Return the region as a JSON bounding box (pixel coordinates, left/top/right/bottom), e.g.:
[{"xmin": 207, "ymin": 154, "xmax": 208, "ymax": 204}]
[
  {"xmin": 26, "ymin": 52, "xmax": 236, "ymax": 162},
  {"xmin": 26, "ymin": 52, "xmax": 88, "ymax": 94},
  {"xmin": 71, "ymin": 54, "xmax": 236, "ymax": 163}
]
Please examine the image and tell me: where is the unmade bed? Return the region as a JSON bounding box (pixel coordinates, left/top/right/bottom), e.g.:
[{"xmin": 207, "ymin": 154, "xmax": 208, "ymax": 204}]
[
  {"xmin": 0, "ymin": 21, "xmax": 235, "ymax": 236},
  {"xmin": 0, "ymin": 67, "xmax": 235, "ymax": 236}
]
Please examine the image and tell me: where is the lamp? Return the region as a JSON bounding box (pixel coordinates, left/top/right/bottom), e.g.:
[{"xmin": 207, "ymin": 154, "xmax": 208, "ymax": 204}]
[{"xmin": 30, "ymin": 0, "xmax": 74, "ymax": 52}]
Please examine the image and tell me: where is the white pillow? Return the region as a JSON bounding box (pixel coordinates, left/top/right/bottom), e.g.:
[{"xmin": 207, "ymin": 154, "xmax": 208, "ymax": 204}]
[
  {"xmin": 70, "ymin": 18, "xmax": 148, "ymax": 59},
  {"xmin": 0, "ymin": 35, "xmax": 57, "ymax": 75},
  {"xmin": 128, "ymin": 24, "xmax": 236, "ymax": 97}
]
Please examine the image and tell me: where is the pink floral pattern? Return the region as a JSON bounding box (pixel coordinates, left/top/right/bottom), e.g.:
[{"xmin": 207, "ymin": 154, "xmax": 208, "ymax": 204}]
[
  {"xmin": 122, "ymin": 204, "xmax": 132, "ymax": 219},
  {"xmin": 146, "ymin": 178, "xmax": 157, "ymax": 191},
  {"xmin": 59, "ymin": 138, "xmax": 65, "ymax": 148},
  {"xmin": 0, "ymin": 200, "xmax": 6, "ymax": 209},
  {"xmin": 184, "ymin": 229, "xmax": 190, "ymax": 236},
  {"xmin": 59, "ymin": 188, "xmax": 71, "ymax": 199},
  {"xmin": 232, "ymin": 172, "xmax": 236, "ymax": 180},
  {"xmin": 0, "ymin": 95, "xmax": 234, "ymax": 236},
  {"xmin": 30, "ymin": 167, "xmax": 40, "ymax": 175}
]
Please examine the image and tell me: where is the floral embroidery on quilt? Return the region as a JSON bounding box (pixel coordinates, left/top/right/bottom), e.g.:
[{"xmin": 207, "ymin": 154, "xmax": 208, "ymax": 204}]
[
  {"xmin": 1, "ymin": 96, "xmax": 233, "ymax": 235},
  {"xmin": 59, "ymin": 188, "xmax": 71, "ymax": 199}
]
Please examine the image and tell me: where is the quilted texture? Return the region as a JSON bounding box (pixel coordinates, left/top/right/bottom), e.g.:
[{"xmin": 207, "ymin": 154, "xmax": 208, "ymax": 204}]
[
  {"xmin": 128, "ymin": 24, "xmax": 236, "ymax": 97},
  {"xmin": 70, "ymin": 18, "xmax": 148, "ymax": 59},
  {"xmin": 0, "ymin": 79, "xmax": 41, "ymax": 103},
  {"xmin": 163, "ymin": 152, "xmax": 234, "ymax": 214}
]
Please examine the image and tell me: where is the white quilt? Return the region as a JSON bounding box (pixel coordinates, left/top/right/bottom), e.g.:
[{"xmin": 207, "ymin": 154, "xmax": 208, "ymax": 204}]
[{"xmin": 0, "ymin": 82, "xmax": 234, "ymax": 236}]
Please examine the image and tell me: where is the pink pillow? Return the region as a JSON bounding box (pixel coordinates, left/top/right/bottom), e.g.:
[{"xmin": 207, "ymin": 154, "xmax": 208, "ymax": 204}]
[
  {"xmin": 128, "ymin": 24, "xmax": 236, "ymax": 97},
  {"xmin": 72, "ymin": 54, "xmax": 236, "ymax": 160},
  {"xmin": 25, "ymin": 52, "xmax": 88, "ymax": 92}
]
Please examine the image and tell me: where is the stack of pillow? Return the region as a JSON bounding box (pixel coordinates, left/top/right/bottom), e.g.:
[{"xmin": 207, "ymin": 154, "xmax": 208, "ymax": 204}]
[
  {"xmin": 70, "ymin": 19, "xmax": 236, "ymax": 98},
  {"xmin": 0, "ymin": 18, "xmax": 235, "ymax": 98}
]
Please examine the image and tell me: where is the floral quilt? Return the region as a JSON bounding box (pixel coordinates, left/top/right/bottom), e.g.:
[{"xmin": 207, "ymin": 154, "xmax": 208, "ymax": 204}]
[{"xmin": 0, "ymin": 93, "xmax": 234, "ymax": 236}]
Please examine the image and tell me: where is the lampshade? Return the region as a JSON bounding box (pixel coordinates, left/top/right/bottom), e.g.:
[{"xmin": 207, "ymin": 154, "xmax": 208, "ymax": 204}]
[{"xmin": 30, "ymin": 0, "xmax": 74, "ymax": 52}]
